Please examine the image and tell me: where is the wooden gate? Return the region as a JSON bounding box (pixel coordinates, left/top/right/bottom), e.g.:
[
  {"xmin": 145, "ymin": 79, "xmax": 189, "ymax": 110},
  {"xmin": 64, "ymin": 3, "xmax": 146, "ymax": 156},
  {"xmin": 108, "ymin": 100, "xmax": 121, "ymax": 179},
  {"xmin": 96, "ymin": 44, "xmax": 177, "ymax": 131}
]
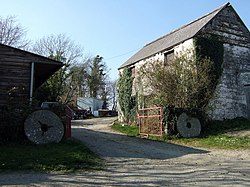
[{"xmin": 138, "ymin": 107, "xmax": 163, "ymax": 136}]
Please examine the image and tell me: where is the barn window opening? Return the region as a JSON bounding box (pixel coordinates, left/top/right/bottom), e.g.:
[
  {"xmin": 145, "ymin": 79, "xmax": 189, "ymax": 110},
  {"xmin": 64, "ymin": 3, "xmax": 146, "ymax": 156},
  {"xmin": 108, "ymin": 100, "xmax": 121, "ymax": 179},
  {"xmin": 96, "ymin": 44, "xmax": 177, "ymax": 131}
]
[{"xmin": 164, "ymin": 50, "xmax": 174, "ymax": 66}]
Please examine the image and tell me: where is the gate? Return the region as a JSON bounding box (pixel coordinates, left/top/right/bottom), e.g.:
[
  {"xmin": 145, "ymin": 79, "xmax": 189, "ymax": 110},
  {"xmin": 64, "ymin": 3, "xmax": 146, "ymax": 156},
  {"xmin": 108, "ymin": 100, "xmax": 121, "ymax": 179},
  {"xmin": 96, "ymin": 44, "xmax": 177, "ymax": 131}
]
[{"xmin": 138, "ymin": 107, "xmax": 163, "ymax": 136}]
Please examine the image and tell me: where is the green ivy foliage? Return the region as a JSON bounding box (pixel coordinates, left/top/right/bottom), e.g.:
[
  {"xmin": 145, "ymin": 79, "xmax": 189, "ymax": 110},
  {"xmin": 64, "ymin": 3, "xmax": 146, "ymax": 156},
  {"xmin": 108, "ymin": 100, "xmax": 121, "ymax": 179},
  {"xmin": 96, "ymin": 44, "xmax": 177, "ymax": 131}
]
[
  {"xmin": 195, "ymin": 36, "xmax": 224, "ymax": 86},
  {"xmin": 117, "ymin": 67, "xmax": 134, "ymax": 123},
  {"xmin": 194, "ymin": 36, "xmax": 224, "ymax": 108}
]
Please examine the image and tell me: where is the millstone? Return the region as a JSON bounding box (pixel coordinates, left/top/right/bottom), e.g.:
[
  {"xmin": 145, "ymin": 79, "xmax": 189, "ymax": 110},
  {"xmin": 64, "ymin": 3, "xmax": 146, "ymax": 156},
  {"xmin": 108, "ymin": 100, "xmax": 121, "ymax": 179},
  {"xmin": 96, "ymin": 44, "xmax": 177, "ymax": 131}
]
[
  {"xmin": 24, "ymin": 110, "xmax": 64, "ymax": 144},
  {"xmin": 176, "ymin": 112, "xmax": 201, "ymax": 138}
]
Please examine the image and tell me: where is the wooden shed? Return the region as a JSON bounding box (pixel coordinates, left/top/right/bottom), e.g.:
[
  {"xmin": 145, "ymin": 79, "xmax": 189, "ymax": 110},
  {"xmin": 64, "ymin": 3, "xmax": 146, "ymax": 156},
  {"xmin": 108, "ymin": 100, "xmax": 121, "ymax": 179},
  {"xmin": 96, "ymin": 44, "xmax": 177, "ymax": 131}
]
[{"xmin": 0, "ymin": 43, "xmax": 63, "ymax": 106}]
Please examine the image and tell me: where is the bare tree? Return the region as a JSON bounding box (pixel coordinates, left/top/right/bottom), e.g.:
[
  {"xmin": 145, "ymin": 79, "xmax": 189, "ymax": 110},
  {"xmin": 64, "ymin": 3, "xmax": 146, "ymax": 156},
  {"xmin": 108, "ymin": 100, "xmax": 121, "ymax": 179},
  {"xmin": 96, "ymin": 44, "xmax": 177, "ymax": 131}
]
[
  {"xmin": 109, "ymin": 79, "xmax": 118, "ymax": 111},
  {"xmin": 32, "ymin": 33, "xmax": 83, "ymax": 65},
  {"xmin": 0, "ymin": 15, "xmax": 30, "ymax": 49},
  {"xmin": 33, "ymin": 34, "xmax": 84, "ymax": 104}
]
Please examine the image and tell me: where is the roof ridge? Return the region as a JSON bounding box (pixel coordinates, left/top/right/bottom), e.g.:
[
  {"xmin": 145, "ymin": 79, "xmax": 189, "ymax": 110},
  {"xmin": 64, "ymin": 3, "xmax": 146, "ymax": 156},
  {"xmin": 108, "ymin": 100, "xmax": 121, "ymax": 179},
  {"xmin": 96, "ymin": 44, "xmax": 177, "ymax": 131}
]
[
  {"xmin": 144, "ymin": 2, "xmax": 230, "ymax": 47},
  {"xmin": 119, "ymin": 2, "xmax": 232, "ymax": 69},
  {"xmin": 0, "ymin": 43, "xmax": 63, "ymax": 65}
]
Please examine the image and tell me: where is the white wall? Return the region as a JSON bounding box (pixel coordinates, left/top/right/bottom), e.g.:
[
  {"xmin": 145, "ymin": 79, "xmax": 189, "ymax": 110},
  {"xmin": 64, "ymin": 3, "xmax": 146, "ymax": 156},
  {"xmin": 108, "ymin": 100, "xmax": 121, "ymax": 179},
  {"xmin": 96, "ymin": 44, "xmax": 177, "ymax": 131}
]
[
  {"xmin": 132, "ymin": 38, "xmax": 195, "ymax": 96},
  {"xmin": 77, "ymin": 97, "xmax": 103, "ymax": 112},
  {"xmin": 207, "ymin": 44, "xmax": 250, "ymax": 120}
]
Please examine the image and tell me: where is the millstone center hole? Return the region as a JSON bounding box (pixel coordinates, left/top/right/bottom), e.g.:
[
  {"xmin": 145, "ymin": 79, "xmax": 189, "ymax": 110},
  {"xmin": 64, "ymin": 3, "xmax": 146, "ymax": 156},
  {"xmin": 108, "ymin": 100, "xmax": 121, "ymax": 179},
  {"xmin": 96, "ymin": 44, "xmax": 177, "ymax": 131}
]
[
  {"xmin": 186, "ymin": 122, "xmax": 192, "ymax": 129},
  {"xmin": 41, "ymin": 124, "xmax": 49, "ymax": 132},
  {"xmin": 38, "ymin": 121, "xmax": 53, "ymax": 133}
]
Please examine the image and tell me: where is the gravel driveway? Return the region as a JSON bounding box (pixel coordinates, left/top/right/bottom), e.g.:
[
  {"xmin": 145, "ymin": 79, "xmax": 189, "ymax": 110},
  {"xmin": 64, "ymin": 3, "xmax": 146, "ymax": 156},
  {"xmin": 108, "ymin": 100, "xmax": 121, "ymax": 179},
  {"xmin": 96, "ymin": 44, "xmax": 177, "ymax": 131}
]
[{"xmin": 1, "ymin": 117, "xmax": 250, "ymax": 186}]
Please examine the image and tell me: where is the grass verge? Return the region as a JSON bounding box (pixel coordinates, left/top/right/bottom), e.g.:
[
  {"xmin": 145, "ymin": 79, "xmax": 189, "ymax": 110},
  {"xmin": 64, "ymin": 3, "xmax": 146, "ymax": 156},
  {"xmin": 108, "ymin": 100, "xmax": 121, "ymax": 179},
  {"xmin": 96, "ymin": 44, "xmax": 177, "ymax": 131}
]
[
  {"xmin": 0, "ymin": 139, "xmax": 103, "ymax": 173},
  {"xmin": 111, "ymin": 117, "xmax": 250, "ymax": 150},
  {"xmin": 112, "ymin": 122, "xmax": 139, "ymax": 137}
]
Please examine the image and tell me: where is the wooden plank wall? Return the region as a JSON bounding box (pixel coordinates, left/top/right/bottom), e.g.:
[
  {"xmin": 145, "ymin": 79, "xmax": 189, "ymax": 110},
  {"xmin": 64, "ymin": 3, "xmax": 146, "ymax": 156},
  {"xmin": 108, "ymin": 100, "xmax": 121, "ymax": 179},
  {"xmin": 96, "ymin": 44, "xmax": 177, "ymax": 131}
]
[{"xmin": 0, "ymin": 47, "xmax": 31, "ymax": 107}]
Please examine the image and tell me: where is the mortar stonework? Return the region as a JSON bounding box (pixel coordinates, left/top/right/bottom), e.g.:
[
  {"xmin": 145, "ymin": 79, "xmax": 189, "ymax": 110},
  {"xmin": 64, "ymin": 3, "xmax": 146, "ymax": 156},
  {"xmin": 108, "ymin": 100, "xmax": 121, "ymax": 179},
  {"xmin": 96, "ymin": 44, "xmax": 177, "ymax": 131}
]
[
  {"xmin": 207, "ymin": 45, "xmax": 250, "ymax": 120},
  {"xmin": 201, "ymin": 6, "xmax": 250, "ymax": 120},
  {"xmin": 118, "ymin": 4, "xmax": 250, "ymax": 122}
]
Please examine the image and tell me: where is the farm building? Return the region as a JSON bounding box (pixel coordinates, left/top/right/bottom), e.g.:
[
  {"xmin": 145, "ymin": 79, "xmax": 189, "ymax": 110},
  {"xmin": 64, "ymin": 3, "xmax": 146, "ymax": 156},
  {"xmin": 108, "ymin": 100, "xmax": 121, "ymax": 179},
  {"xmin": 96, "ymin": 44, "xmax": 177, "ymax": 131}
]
[
  {"xmin": 0, "ymin": 43, "xmax": 63, "ymax": 106},
  {"xmin": 118, "ymin": 3, "xmax": 250, "ymax": 121},
  {"xmin": 0, "ymin": 43, "xmax": 63, "ymax": 141},
  {"xmin": 77, "ymin": 97, "xmax": 104, "ymax": 112}
]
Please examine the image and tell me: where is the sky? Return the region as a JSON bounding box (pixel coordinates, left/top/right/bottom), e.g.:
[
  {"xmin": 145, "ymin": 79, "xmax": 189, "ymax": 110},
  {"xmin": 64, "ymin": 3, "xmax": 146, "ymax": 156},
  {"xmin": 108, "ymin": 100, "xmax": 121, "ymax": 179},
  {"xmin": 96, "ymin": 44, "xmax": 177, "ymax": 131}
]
[{"xmin": 0, "ymin": 0, "xmax": 249, "ymax": 80}]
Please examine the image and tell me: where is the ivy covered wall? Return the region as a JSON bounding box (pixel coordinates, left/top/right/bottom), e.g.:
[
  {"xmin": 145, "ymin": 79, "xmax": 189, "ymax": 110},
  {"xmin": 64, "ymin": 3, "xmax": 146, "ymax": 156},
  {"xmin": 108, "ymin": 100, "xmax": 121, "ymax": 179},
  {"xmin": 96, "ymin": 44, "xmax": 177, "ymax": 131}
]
[
  {"xmin": 117, "ymin": 67, "xmax": 135, "ymax": 123},
  {"xmin": 194, "ymin": 36, "xmax": 224, "ymax": 108}
]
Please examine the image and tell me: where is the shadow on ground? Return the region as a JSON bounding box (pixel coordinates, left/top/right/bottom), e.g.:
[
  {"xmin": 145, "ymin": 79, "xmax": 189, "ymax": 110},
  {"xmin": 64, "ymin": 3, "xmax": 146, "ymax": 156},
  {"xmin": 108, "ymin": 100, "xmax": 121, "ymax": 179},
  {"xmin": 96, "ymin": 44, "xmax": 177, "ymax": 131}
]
[
  {"xmin": 72, "ymin": 125, "xmax": 209, "ymax": 160},
  {"xmin": 2, "ymin": 118, "xmax": 250, "ymax": 186}
]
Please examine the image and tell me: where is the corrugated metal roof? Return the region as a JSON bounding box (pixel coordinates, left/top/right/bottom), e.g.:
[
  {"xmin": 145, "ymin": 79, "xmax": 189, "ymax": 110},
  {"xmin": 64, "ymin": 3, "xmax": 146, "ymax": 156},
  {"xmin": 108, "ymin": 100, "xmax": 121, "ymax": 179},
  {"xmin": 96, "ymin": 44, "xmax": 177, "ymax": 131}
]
[{"xmin": 119, "ymin": 3, "xmax": 230, "ymax": 69}]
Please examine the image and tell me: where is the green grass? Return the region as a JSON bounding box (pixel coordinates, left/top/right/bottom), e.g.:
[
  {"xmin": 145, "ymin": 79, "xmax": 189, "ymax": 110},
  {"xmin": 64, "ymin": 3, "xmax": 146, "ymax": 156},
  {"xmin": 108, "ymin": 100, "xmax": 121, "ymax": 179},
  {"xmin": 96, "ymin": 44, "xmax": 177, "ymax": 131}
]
[
  {"xmin": 172, "ymin": 135, "xmax": 250, "ymax": 149},
  {"xmin": 0, "ymin": 139, "xmax": 103, "ymax": 173},
  {"xmin": 112, "ymin": 117, "xmax": 250, "ymax": 150},
  {"xmin": 111, "ymin": 121, "xmax": 139, "ymax": 137},
  {"xmin": 204, "ymin": 117, "xmax": 250, "ymax": 135},
  {"xmin": 174, "ymin": 117, "xmax": 250, "ymax": 149}
]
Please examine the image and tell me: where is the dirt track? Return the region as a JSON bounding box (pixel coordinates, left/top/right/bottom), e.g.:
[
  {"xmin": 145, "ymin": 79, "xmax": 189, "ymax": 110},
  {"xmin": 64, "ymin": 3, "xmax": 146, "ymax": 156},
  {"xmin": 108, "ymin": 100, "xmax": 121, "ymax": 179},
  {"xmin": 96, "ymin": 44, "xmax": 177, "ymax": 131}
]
[{"xmin": 1, "ymin": 117, "xmax": 250, "ymax": 186}]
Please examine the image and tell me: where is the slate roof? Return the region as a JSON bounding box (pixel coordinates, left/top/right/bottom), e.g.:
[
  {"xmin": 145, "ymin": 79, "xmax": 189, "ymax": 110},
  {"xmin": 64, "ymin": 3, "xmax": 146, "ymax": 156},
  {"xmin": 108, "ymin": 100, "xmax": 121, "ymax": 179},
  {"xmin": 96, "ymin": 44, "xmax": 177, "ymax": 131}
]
[{"xmin": 119, "ymin": 2, "xmax": 230, "ymax": 69}]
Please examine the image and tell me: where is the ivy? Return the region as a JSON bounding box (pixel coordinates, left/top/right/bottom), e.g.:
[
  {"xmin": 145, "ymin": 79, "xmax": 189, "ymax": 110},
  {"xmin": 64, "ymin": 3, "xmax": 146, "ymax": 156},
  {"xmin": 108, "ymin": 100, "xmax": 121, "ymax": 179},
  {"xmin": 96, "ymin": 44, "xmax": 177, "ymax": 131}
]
[
  {"xmin": 194, "ymin": 36, "xmax": 224, "ymax": 108},
  {"xmin": 195, "ymin": 36, "xmax": 224, "ymax": 85},
  {"xmin": 117, "ymin": 67, "xmax": 134, "ymax": 123}
]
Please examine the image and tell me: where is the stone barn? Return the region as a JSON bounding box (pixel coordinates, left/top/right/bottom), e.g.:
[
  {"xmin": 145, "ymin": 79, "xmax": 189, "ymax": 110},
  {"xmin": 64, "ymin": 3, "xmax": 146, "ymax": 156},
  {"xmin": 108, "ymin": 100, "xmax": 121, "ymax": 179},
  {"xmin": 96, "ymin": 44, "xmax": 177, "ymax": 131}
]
[{"xmin": 118, "ymin": 3, "xmax": 250, "ymax": 121}]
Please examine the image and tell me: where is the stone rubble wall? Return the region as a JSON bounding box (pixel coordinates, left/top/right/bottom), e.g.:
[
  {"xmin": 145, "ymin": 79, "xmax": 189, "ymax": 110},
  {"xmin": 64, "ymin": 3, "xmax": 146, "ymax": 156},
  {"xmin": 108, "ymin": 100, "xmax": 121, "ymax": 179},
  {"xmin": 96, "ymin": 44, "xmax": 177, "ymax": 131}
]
[
  {"xmin": 118, "ymin": 6, "xmax": 250, "ymax": 121},
  {"xmin": 202, "ymin": 6, "xmax": 250, "ymax": 120}
]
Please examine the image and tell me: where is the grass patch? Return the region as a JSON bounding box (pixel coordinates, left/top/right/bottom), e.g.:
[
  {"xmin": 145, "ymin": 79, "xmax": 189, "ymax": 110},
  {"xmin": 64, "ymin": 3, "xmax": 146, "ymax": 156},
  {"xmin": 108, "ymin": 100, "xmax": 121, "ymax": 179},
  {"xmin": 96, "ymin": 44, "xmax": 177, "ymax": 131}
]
[
  {"xmin": 112, "ymin": 117, "xmax": 250, "ymax": 150},
  {"xmin": 172, "ymin": 135, "xmax": 250, "ymax": 149},
  {"xmin": 0, "ymin": 139, "xmax": 103, "ymax": 173},
  {"xmin": 111, "ymin": 121, "xmax": 139, "ymax": 137},
  {"xmin": 205, "ymin": 117, "xmax": 250, "ymax": 135},
  {"xmin": 174, "ymin": 117, "xmax": 250, "ymax": 149}
]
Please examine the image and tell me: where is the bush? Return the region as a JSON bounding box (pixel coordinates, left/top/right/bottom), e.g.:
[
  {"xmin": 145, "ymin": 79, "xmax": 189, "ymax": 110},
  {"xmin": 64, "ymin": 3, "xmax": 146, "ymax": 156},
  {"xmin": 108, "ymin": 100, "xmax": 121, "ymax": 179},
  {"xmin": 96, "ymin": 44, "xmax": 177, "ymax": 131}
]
[{"xmin": 139, "ymin": 49, "xmax": 215, "ymax": 110}]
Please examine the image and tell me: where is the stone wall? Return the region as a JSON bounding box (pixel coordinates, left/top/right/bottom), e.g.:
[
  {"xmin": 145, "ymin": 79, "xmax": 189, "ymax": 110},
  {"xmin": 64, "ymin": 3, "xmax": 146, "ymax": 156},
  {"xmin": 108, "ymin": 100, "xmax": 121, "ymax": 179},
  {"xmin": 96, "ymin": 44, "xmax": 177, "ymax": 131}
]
[
  {"xmin": 207, "ymin": 44, "xmax": 250, "ymax": 120},
  {"xmin": 131, "ymin": 39, "xmax": 194, "ymax": 97},
  {"xmin": 202, "ymin": 6, "xmax": 250, "ymax": 120},
  {"xmin": 118, "ymin": 5, "xmax": 250, "ymax": 121}
]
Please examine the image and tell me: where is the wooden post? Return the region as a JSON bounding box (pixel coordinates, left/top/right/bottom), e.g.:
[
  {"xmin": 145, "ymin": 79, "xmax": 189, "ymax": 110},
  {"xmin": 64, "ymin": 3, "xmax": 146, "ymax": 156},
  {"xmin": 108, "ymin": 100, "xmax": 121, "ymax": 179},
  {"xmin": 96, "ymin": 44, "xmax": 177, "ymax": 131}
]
[{"xmin": 29, "ymin": 62, "xmax": 34, "ymax": 102}]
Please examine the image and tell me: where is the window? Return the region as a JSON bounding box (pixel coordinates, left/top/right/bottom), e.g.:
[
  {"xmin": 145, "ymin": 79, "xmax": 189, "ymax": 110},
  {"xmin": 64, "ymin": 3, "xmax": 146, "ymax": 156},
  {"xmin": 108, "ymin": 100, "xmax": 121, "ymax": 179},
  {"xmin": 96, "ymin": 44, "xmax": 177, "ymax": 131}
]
[{"xmin": 164, "ymin": 50, "xmax": 174, "ymax": 66}]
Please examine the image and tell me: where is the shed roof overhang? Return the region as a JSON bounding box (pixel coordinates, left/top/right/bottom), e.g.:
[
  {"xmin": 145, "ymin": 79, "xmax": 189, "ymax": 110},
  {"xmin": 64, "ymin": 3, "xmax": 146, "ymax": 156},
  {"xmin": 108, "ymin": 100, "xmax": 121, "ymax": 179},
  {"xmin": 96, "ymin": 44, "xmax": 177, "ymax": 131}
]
[
  {"xmin": 34, "ymin": 61, "xmax": 63, "ymax": 89},
  {"xmin": 0, "ymin": 43, "xmax": 64, "ymax": 90}
]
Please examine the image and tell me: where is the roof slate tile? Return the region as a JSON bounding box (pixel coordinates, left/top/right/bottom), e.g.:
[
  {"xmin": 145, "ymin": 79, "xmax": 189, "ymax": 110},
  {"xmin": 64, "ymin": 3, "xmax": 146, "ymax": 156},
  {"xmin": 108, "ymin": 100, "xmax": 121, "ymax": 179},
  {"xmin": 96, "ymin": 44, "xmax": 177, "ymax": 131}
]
[{"xmin": 119, "ymin": 2, "xmax": 230, "ymax": 69}]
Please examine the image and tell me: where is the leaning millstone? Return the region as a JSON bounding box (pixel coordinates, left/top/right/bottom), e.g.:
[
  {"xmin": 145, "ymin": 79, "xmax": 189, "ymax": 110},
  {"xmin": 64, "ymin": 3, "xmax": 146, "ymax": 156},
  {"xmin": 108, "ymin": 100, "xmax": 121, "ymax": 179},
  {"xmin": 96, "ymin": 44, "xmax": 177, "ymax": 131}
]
[
  {"xmin": 177, "ymin": 112, "xmax": 201, "ymax": 138},
  {"xmin": 24, "ymin": 110, "xmax": 64, "ymax": 144}
]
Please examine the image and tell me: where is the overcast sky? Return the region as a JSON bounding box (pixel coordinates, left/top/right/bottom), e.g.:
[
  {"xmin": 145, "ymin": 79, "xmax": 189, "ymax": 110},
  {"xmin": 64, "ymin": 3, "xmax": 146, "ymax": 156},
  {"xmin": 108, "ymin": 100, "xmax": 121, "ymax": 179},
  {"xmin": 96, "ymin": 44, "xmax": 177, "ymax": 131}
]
[{"xmin": 0, "ymin": 0, "xmax": 249, "ymax": 80}]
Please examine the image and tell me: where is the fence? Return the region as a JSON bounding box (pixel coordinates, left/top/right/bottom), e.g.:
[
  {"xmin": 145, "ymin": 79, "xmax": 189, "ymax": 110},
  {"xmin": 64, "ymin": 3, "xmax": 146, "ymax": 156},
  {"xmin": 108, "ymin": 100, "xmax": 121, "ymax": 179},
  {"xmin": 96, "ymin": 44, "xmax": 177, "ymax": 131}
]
[{"xmin": 138, "ymin": 107, "xmax": 163, "ymax": 136}]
